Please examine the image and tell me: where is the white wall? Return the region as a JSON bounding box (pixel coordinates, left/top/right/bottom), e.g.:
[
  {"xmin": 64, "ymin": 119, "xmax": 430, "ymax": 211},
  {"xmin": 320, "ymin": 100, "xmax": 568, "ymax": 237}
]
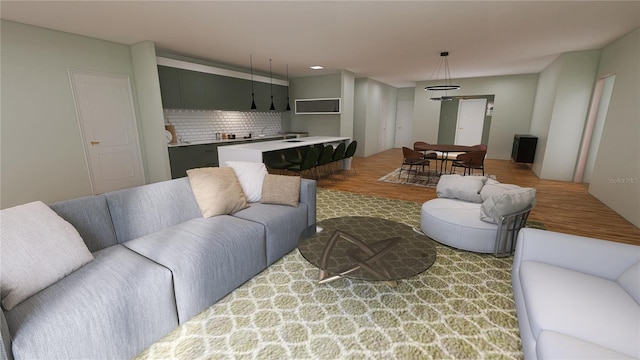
[
  {"xmin": 529, "ymin": 50, "xmax": 601, "ymax": 181},
  {"xmin": 588, "ymin": 28, "xmax": 640, "ymax": 228},
  {"xmin": 414, "ymin": 74, "xmax": 538, "ymax": 160},
  {"xmin": 353, "ymin": 78, "xmax": 398, "ymax": 157},
  {"xmin": 0, "ymin": 20, "xmax": 146, "ymax": 208},
  {"xmin": 340, "ymin": 70, "xmax": 355, "ymax": 139},
  {"xmin": 130, "ymin": 41, "xmax": 172, "ymax": 183}
]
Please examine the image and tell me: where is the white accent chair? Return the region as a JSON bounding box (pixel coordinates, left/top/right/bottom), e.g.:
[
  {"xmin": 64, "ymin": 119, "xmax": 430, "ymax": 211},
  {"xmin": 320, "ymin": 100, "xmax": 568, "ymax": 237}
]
[{"xmin": 420, "ymin": 175, "xmax": 535, "ymax": 257}]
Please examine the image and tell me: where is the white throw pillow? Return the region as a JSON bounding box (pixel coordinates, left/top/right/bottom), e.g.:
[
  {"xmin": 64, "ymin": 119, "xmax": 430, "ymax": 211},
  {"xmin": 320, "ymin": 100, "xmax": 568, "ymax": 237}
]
[
  {"xmin": 436, "ymin": 174, "xmax": 487, "ymax": 203},
  {"xmin": 0, "ymin": 201, "xmax": 94, "ymax": 310},
  {"xmin": 225, "ymin": 161, "xmax": 268, "ymax": 203},
  {"xmin": 480, "ymin": 180, "xmax": 522, "ymax": 201},
  {"xmin": 480, "ymin": 187, "xmax": 536, "ymax": 224}
]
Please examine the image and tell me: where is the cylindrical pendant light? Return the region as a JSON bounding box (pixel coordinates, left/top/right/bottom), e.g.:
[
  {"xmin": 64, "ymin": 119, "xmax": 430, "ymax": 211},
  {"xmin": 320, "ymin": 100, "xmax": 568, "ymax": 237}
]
[
  {"xmin": 269, "ymin": 59, "xmax": 276, "ymax": 111},
  {"xmin": 250, "ymin": 54, "xmax": 257, "ymax": 110},
  {"xmin": 285, "ymin": 64, "xmax": 291, "ymax": 111}
]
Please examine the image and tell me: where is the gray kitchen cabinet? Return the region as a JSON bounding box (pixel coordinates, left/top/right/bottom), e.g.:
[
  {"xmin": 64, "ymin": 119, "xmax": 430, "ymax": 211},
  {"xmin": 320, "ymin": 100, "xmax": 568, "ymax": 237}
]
[
  {"xmin": 158, "ymin": 65, "xmax": 289, "ymax": 111},
  {"xmin": 168, "ymin": 144, "xmax": 219, "ymax": 179},
  {"xmin": 157, "ymin": 66, "xmax": 182, "ymax": 108},
  {"xmin": 179, "ymin": 69, "xmax": 208, "ymax": 109}
]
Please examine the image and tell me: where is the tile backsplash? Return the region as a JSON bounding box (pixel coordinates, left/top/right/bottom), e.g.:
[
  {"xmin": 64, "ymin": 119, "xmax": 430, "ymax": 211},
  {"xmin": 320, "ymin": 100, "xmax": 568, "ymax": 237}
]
[{"xmin": 164, "ymin": 109, "xmax": 282, "ymax": 143}]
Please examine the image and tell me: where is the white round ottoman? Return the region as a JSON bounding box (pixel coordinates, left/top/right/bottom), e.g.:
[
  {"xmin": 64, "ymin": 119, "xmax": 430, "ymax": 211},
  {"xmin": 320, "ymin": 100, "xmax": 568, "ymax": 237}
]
[{"xmin": 420, "ymin": 198, "xmax": 498, "ymax": 253}]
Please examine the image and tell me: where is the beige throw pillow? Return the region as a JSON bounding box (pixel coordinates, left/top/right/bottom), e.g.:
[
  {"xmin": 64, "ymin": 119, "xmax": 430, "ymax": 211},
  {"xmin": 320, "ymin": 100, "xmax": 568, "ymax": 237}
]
[
  {"xmin": 187, "ymin": 167, "xmax": 249, "ymax": 217},
  {"xmin": 0, "ymin": 201, "xmax": 94, "ymax": 310},
  {"xmin": 480, "ymin": 187, "xmax": 536, "ymax": 224},
  {"xmin": 261, "ymin": 174, "xmax": 301, "ymax": 207}
]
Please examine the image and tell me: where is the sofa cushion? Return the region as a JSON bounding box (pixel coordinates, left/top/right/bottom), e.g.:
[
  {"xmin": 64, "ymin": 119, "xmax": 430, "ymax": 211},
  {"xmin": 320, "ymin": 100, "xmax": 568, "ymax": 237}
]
[
  {"xmin": 187, "ymin": 167, "xmax": 249, "ymax": 218},
  {"xmin": 536, "ymin": 330, "xmax": 636, "ymax": 360},
  {"xmin": 226, "ymin": 161, "xmax": 268, "ymax": 203},
  {"xmin": 261, "ymin": 174, "xmax": 300, "ymax": 207},
  {"xmin": 233, "ymin": 202, "xmax": 309, "ymax": 265},
  {"xmin": 123, "ymin": 215, "xmax": 266, "ymax": 323},
  {"xmin": 49, "ymin": 195, "xmax": 118, "ymax": 252},
  {"xmin": 4, "ymin": 245, "xmax": 177, "ymax": 359},
  {"xmin": 436, "ymin": 174, "xmax": 486, "ymax": 203},
  {"xmin": 520, "ymin": 261, "xmax": 640, "ymax": 358},
  {"xmin": 0, "ymin": 201, "xmax": 94, "ymax": 310},
  {"xmin": 104, "ymin": 177, "xmax": 201, "ymax": 243},
  {"xmin": 480, "ymin": 187, "xmax": 536, "ymax": 224},
  {"xmin": 617, "ymin": 262, "xmax": 640, "ymax": 304},
  {"xmin": 479, "ymin": 180, "xmax": 522, "ymax": 202}
]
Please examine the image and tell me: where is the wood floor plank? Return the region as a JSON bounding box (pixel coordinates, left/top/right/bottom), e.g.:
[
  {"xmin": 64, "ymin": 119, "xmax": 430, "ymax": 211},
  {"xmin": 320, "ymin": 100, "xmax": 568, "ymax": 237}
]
[{"xmin": 311, "ymin": 148, "xmax": 640, "ymax": 246}]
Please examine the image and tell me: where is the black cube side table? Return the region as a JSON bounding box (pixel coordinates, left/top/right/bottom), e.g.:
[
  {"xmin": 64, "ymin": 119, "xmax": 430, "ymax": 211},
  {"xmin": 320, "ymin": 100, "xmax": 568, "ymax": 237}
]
[{"xmin": 512, "ymin": 135, "xmax": 538, "ymax": 163}]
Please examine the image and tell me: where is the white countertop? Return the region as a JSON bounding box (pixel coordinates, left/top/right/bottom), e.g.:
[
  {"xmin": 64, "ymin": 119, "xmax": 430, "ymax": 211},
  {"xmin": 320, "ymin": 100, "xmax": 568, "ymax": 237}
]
[
  {"xmin": 217, "ymin": 136, "xmax": 351, "ymax": 152},
  {"xmin": 167, "ymin": 134, "xmax": 287, "ymax": 147},
  {"xmin": 217, "ymin": 136, "xmax": 351, "ymax": 164}
]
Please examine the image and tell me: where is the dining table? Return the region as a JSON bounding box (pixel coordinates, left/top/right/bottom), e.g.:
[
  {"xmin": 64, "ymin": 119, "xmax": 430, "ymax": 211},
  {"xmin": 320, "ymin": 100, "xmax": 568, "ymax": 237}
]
[{"xmin": 413, "ymin": 143, "xmax": 476, "ymax": 174}]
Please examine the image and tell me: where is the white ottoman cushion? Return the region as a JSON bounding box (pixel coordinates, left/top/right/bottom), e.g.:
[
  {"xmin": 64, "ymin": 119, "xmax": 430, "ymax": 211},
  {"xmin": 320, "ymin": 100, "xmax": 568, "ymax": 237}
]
[{"xmin": 420, "ymin": 198, "xmax": 498, "ymax": 253}]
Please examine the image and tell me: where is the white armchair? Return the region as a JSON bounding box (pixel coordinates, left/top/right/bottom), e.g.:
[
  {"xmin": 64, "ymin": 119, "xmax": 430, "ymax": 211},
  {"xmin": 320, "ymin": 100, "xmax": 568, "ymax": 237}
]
[{"xmin": 512, "ymin": 228, "xmax": 640, "ymax": 359}]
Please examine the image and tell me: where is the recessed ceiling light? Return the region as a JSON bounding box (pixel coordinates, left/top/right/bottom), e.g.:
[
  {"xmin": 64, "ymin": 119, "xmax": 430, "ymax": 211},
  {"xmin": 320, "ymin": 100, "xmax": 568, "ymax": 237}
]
[{"xmin": 310, "ymin": 65, "xmax": 324, "ymax": 70}]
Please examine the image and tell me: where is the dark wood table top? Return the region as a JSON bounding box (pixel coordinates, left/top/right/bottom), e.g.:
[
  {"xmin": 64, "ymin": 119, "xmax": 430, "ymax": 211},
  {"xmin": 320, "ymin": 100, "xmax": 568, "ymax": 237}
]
[{"xmin": 414, "ymin": 143, "xmax": 475, "ymax": 152}]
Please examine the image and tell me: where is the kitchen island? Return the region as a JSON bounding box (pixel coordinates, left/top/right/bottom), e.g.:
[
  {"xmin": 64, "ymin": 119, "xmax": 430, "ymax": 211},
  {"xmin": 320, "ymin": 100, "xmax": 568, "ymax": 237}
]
[{"xmin": 218, "ymin": 136, "xmax": 351, "ymax": 166}]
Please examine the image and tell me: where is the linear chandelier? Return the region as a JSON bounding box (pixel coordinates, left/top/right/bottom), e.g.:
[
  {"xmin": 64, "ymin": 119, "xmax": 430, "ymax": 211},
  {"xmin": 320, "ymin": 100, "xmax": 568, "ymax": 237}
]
[{"xmin": 425, "ymin": 51, "xmax": 460, "ymax": 101}]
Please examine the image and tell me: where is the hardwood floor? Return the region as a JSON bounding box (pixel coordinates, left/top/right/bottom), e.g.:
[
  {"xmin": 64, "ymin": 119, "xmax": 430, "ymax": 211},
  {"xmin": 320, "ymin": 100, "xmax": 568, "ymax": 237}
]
[{"xmin": 313, "ymin": 148, "xmax": 640, "ymax": 246}]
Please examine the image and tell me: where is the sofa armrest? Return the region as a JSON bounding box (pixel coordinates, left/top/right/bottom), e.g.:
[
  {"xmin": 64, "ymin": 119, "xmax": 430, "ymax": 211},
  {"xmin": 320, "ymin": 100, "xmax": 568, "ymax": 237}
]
[
  {"xmin": 513, "ymin": 228, "xmax": 640, "ymax": 281},
  {"xmin": 299, "ymin": 179, "xmax": 317, "ymax": 228},
  {"xmin": 1, "ymin": 311, "xmax": 13, "ymax": 360}
]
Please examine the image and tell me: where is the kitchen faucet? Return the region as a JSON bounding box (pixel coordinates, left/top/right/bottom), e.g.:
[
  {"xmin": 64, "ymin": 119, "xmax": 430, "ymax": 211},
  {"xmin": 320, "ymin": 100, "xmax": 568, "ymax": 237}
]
[{"xmin": 260, "ymin": 126, "xmax": 267, "ymax": 135}]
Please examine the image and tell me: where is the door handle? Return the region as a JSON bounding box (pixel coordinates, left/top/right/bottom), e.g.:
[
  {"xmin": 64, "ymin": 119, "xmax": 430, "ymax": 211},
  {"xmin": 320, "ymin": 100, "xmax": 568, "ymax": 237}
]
[{"xmin": 90, "ymin": 141, "xmax": 100, "ymax": 145}]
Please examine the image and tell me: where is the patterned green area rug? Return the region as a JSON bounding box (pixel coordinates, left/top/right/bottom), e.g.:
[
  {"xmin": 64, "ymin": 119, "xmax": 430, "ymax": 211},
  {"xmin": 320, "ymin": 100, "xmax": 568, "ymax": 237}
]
[{"xmin": 135, "ymin": 189, "xmax": 523, "ymax": 359}]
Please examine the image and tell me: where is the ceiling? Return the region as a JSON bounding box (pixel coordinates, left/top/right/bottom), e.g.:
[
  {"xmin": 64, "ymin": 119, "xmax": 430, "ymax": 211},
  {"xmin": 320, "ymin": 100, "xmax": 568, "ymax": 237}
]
[{"xmin": 2, "ymin": 1, "xmax": 639, "ymax": 87}]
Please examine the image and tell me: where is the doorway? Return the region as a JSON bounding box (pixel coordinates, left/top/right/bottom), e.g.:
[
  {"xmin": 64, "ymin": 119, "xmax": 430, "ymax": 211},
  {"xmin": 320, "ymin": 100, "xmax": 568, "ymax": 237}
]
[
  {"xmin": 438, "ymin": 95, "xmax": 493, "ymax": 146},
  {"xmin": 574, "ymin": 74, "xmax": 615, "ymax": 183},
  {"xmin": 69, "ymin": 70, "xmax": 145, "ymax": 194},
  {"xmin": 454, "ymin": 98, "xmax": 487, "ymax": 145},
  {"xmin": 394, "ymin": 99, "xmax": 414, "ymax": 148}
]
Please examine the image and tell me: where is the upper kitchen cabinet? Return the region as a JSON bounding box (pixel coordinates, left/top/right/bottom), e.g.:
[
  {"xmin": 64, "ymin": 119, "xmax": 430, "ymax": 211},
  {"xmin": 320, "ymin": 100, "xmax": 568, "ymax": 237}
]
[
  {"xmin": 179, "ymin": 69, "xmax": 208, "ymax": 109},
  {"xmin": 157, "ymin": 66, "xmax": 182, "ymax": 109},
  {"xmin": 157, "ymin": 65, "xmax": 288, "ymax": 112}
]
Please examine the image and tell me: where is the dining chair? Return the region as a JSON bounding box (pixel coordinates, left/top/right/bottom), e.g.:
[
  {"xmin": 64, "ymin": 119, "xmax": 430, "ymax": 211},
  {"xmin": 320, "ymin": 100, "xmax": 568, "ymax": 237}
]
[
  {"xmin": 400, "ymin": 147, "xmax": 431, "ymax": 181},
  {"xmin": 449, "ymin": 150, "xmax": 486, "ymax": 175}
]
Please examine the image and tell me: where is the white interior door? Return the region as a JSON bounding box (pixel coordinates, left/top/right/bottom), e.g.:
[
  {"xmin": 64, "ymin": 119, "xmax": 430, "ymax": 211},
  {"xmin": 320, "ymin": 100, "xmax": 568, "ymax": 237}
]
[
  {"xmin": 454, "ymin": 98, "xmax": 487, "ymax": 145},
  {"xmin": 69, "ymin": 70, "xmax": 145, "ymax": 194},
  {"xmin": 394, "ymin": 99, "xmax": 414, "ymax": 148}
]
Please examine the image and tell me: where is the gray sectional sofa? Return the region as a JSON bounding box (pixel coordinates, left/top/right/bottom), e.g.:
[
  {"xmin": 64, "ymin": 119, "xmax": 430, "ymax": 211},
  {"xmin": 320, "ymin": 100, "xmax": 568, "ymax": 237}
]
[{"xmin": 0, "ymin": 176, "xmax": 317, "ymax": 360}]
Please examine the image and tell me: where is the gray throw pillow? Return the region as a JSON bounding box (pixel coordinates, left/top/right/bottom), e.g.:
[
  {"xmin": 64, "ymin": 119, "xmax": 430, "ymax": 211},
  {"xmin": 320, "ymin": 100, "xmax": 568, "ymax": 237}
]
[
  {"xmin": 0, "ymin": 201, "xmax": 94, "ymax": 310},
  {"xmin": 436, "ymin": 174, "xmax": 487, "ymax": 203},
  {"xmin": 480, "ymin": 179, "xmax": 522, "ymax": 201},
  {"xmin": 480, "ymin": 188, "xmax": 536, "ymax": 224}
]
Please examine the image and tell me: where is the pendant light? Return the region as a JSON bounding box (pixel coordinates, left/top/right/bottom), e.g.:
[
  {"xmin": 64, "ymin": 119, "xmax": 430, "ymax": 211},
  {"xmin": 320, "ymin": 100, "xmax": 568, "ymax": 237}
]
[
  {"xmin": 269, "ymin": 59, "xmax": 276, "ymax": 111},
  {"xmin": 425, "ymin": 51, "xmax": 460, "ymax": 101},
  {"xmin": 250, "ymin": 54, "xmax": 257, "ymax": 110},
  {"xmin": 285, "ymin": 64, "xmax": 291, "ymax": 111}
]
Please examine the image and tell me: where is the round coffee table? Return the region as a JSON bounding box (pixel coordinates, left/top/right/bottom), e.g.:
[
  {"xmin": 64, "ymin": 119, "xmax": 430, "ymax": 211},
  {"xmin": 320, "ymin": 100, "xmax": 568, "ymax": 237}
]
[{"xmin": 298, "ymin": 216, "xmax": 437, "ymax": 286}]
